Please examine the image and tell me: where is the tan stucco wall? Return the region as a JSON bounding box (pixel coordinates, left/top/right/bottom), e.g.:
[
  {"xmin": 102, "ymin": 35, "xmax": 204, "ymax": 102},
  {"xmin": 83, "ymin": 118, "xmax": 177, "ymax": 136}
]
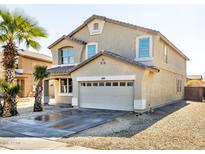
[
  {"xmin": 0, "ymin": 53, "xmax": 52, "ymax": 97},
  {"xmin": 154, "ymin": 37, "xmax": 186, "ymax": 76},
  {"xmin": 71, "ymin": 55, "xmax": 146, "ymax": 107},
  {"xmin": 50, "ymin": 39, "xmax": 84, "ymax": 65},
  {"xmin": 142, "ymin": 69, "xmax": 185, "ymax": 109},
  {"xmin": 18, "ymin": 56, "xmax": 52, "ymax": 75},
  {"xmin": 50, "ymin": 20, "xmax": 186, "ymax": 79},
  {"xmin": 70, "ymin": 55, "xmax": 185, "ymax": 110},
  {"xmin": 54, "ymin": 79, "xmax": 72, "ymax": 104},
  {"xmin": 18, "ymin": 56, "xmax": 52, "ymax": 97},
  {"xmin": 49, "ymin": 18, "xmax": 187, "ymax": 110},
  {"xmin": 73, "ymin": 21, "xmax": 157, "ymax": 60}
]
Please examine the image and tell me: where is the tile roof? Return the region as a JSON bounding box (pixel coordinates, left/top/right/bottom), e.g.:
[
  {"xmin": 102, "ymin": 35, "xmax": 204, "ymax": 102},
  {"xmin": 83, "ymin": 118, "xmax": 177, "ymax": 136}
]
[
  {"xmin": 48, "ymin": 65, "xmax": 75, "ymax": 75},
  {"xmin": 70, "ymin": 50, "xmax": 159, "ymax": 73},
  {"xmin": 48, "ymin": 50, "xmax": 159, "ymax": 76},
  {"xmin": 68, "ymin": 15, "xmax": 159, "ymax": 36},
  {"xmin": 48, "ymin": 35, "xmax": 87, "ymax": 49},
  {"xmin": 18, "ymin": 50, "xmax": 52, "ymax": 62},
  {"xmin": 0, "ymin": 50, "xmax": 52, "ymax": 63},
  {"xmin": 187, "ymin": 75, "xmax": 203, "ymax": 80},
  {"xmin": 68, "ymin": 14, "xmax": 189, "ymax": 60}
]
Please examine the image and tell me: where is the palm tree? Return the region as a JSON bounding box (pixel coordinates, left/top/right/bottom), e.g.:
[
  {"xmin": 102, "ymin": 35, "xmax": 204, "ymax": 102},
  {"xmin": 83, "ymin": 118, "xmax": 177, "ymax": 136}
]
[
  {"xmin": 0, "ymin": 7, "xmax": 47, "ymax": 117},
  {"xmin": 0, "ymin": 79, "xmax": 20, "ymax": 117},
  {"xmin": 33, "ymin": 65, "xmax": 49, "ymax": 112}
]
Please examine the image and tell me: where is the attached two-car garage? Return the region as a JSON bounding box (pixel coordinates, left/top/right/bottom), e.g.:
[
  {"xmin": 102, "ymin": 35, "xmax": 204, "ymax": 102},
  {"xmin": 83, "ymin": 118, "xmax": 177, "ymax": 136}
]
[{"xmin": 79, "ymin": 80, "xmax": 134, "ymax": 111}]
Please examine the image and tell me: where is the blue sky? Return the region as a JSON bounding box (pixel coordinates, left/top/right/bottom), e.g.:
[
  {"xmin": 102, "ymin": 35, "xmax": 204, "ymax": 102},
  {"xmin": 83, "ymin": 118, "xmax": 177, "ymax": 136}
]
[{"xmin": 3, "ymin": 4, "xmax": 205, "ymax": 75}]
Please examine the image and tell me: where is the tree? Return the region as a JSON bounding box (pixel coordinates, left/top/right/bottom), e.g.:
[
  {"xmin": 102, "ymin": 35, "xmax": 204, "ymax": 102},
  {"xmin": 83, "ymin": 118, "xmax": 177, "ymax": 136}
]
[
  {"xmin": 0, "ymin": 7, "xmax": 47, "ymax": 117},
  {"xmin": 33, "ymin": 65, "xmax": 49, "ymax": 112},
  {"xmin": 0, "ymin": 79, "xmax": 20, "ymax": 117}
]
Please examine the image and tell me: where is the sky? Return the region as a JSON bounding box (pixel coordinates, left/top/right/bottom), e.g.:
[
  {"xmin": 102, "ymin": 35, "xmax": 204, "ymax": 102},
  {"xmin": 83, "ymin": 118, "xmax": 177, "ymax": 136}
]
[{"xmin": 2, "ymin": 4, "xmax": 205, "ymax": 75}]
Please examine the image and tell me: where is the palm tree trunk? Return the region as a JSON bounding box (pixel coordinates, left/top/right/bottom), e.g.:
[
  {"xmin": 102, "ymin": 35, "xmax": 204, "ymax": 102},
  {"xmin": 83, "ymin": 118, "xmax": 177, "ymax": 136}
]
[
  {"xmin": 34, "ymin": 80, "xmax": 43, "ymax": 112},
  {"xmin": 2, "ymin": 42, "xmax": 18, "ymax": 117},
  {"xmin": 2, "ymin": 97, "xmax": 12, "ymax": 117},
  {"xmin": 6, "ymin": 69, "xmax": 16, "ymax": 83},
  {"xmin": 0, "ymin": 101, "xmax": 3, "ymax": 116}
]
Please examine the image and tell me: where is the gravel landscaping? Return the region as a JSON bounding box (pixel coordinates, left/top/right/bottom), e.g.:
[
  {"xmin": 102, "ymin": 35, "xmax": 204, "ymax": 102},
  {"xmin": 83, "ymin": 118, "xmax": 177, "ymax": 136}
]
[
  {"xmin": 1, "ymin": 99, "xmax": 205, "ymax": 150},
  {"xmin": 58, "ymin": 101, "xmax": 205, "ymax": 150}
]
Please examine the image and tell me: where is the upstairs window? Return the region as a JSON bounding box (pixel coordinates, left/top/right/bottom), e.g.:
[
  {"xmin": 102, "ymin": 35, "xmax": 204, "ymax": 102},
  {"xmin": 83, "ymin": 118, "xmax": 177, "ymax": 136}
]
[
  {"xmin": 164, "ymin": 46, "xmax": 168, "ymax": 64},
  {"xmin": 139, "ymin": 38, "xmax": 150, "ymax": 58},
  {"xmin": 93, "ymin": 23, "xmax": 99, "ymax": 30},
  {"xmin": 136, "ymin": 36, "xmax": 152, "ymax": 59},
  {"xmin": 86, "ymin": 43, "xmax": 98, "ymax": 59},
  {"xmin": 59, "ymin": 47, "xmax": 74, "ymax": 65}
]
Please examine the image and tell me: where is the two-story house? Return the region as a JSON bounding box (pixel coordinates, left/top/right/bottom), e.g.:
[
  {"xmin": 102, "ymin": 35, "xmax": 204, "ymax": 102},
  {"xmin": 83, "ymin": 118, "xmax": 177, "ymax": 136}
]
[
  {"xmin": 45, "ymin": 15, "xmax": 189, "ymax": 112},
  {"xmin": 0, "ymin": 50, "xmax": 53, "ymax": 97}
]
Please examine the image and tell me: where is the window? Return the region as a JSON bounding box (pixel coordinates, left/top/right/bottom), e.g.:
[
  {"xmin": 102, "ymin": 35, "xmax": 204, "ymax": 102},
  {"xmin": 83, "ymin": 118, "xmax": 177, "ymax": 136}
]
[
  {"xmin": 93, "ymin": 82, "xmax": 98, "ymax": 86},
  {"xmin": 139, "ymin": 37, "xmax": 150, "ymax": 58},
  {"xmin": 59, "ymin": 47, "xmax": 74, "ymax": 64},
  {"xmin": 68, "ymin": 78, "xmax": 72, "ymax": 92},
  {"xmin": 99, "ymin": 82, "xmax": 104, "ymax": 86},
  {"xmin": 60, "ymin": 78, "xmax": 72, "ymax": 94},
  {"xmin": 127, "ymin": 82, "xmax": 134, "ymax": 86},
  {"xmin": 93, "ymin": 23, "xmax": 99, "ymax": 30},
  {"xmin": 15, "ymin": 56, "xmax": 19, "ymax": 69},
  {"xmin": 106, "ymin": 82, "xmax": 111, "ymax": 86},
  {"xmin": 81, "ymin": 82, "xmax": 86, "ymax": 86},
  {"xmin": 164, "ymin": 46, "xmax": 168, "ymax": 64},
  {"xmin": 176, "ymin": 79, "xmax": 182, "ymax": 92},
  {"xmin": 120, "ymin": 82, "xmax": 126, "ymax": 86},
  {"xmin": 60, "ymin": 79, "xmax": 67, "ymax": 93},
  {"xmin": 113, "ymin": 82, "xmax": 118, "ymax": 86},
  {"xmin": 87, "ymin": 82, "xmax": 92, "ymax": 87},
  {"xmin": 86, "ymin": 43, "xmax": 97, "ymax": 59}
]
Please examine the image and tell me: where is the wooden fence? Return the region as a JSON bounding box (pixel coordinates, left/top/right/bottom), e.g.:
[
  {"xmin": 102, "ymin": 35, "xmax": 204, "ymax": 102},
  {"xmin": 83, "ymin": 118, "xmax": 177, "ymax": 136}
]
[{"xmin": 184, "ymin": 87, "xmax": 205, "ymax": 101}]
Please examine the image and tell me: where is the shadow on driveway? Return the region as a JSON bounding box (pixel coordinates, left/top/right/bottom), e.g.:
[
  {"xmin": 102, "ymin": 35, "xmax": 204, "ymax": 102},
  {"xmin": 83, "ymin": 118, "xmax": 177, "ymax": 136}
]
[{"xmin": 73, "ymin": 100, "xmax": 190, "ymax": 138}]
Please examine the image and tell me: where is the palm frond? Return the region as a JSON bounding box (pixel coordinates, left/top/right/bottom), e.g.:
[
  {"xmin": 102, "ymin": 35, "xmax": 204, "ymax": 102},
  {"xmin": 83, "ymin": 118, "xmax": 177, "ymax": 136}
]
[
  {"xmin": 0, "ymin": 7, "xmax": 47, "ymax": 49},
  {"xmin": 0, "ymin": 79, "xmax": 20, "ymax": 97},
  {"xmin": 25, "ymin": 39, "xmax": 40, "ymax": 50},
  {"xmin": 33, "ymin": 65, "xmax": 50, "ymax": 81}
]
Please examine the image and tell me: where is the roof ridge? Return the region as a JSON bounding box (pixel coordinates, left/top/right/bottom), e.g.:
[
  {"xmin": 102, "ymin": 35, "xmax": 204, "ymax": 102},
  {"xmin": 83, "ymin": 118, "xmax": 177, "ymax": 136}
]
[
  {"xmin": 67, "ymin": 14, "xmax": 189, "ymax": 60},
  {"xmin": 48, "ymin": 35, "xmax": 87, "ymax": 49},
  {"xmin": 68, "ymin": 14, "xmax": 159, "ymax": 37}
]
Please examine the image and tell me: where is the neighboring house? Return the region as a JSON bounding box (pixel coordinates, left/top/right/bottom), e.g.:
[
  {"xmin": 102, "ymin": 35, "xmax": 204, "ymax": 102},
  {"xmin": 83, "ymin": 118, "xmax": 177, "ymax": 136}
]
[
  {"xmin": 187, "ymin": 75, "xmax": 204, "ymax": 87},
  {"xmin": 45, "ymin": 15, "xmax": 189, "ymax": 112},
  {"xmin": 187, "ymin": 75, "xmax": 202, "ymax": 81},
  {"xmin": 0, "ymin": 50, "xmax": 53, "ymax": 97}
]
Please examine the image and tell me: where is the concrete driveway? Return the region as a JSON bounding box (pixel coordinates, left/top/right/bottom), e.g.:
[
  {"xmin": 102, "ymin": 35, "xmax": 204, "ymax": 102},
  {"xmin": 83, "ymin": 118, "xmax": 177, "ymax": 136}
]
[{"xmin": 0, "ymin": 108, "xmax": 126, "ymax": 138}]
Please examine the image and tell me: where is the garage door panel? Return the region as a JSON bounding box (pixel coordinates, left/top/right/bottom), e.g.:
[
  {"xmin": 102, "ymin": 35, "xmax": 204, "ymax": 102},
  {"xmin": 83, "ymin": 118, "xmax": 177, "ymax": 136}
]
[{"xmin": 79, "ymin": 81, "xmax": 134, "ymax": 111}]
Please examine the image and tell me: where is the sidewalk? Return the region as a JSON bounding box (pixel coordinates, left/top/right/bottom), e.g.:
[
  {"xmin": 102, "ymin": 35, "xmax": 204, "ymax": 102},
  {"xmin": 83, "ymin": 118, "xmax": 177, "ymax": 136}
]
[{"xmin": 0, "ymin": 137, "xmax": 92, "ymax": 150}]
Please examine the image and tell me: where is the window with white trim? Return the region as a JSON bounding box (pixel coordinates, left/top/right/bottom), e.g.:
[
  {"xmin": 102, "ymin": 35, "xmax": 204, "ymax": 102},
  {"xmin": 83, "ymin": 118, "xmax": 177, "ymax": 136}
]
[
  {"xmin": 86, "ymin": 43, "xmax": 98, "ymax": 59},
  {"xmin": 136, "ymin": 36, "xmax": 152, "ymax": 59},
  {"xmin": 164, "ymin": 45, "xmax": 168, "ymax": 64},
  {"xmin": 139, "ymin": 38, "xmax": 150, "ymax": 57},
  {"xmin": 59, "ymin": 47, "xmax": 74, "ymax": 64},
  {"xmin": 59, "ymin": 78, "xmax": 72, "ymax": 94}
]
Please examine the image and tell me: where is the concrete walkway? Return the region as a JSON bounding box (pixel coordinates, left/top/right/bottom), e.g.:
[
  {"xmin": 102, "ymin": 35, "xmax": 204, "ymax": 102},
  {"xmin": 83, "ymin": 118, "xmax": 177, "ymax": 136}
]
[{"xmin": 0, "ymin": 137, "xmax": 92, "ymax": 150}]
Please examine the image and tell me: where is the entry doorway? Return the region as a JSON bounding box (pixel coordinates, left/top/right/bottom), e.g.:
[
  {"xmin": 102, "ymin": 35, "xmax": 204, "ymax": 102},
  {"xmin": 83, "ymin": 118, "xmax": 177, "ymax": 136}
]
[{"xmin": 17, "ymin": 79, "xmax": 25, "ymax": 97}]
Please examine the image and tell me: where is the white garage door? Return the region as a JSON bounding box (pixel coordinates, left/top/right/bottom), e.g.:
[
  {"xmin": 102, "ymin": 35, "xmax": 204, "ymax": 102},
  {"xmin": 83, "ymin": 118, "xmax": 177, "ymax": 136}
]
[{"xmin": 79, "ymin": 81, "xmax": 134, "ymax": 111}]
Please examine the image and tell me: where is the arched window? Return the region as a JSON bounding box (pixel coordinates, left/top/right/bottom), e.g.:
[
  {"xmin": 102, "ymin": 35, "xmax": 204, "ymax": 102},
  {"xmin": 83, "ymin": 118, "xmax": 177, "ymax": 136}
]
[
  {"xmin": 59, "ymin": 47, "xmax": 74, "ymax": 64},
  {"xmin": 93, "ymin": 23, "xmax": 99, "ymax": 30}
]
